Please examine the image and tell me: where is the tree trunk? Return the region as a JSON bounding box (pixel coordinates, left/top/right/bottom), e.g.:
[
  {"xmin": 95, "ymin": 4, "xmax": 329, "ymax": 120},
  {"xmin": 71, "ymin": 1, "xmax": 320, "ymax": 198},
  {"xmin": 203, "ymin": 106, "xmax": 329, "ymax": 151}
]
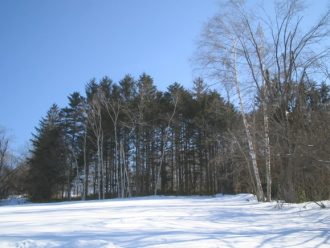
[
  {"xmin": 233, "ymin": 42, "xmax": 264, "ymax": 201},
  {"xmin": 263, "ymin": 100, "xmax": 271, "ymax": 202}
]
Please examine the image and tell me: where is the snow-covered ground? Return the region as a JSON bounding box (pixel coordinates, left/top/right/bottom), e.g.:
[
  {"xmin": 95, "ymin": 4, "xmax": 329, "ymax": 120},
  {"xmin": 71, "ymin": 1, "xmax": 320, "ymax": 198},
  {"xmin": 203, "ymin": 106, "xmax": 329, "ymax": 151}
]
[{"xmin": 0, "ymin": 194, "xmax": 329, "ymax": 248}]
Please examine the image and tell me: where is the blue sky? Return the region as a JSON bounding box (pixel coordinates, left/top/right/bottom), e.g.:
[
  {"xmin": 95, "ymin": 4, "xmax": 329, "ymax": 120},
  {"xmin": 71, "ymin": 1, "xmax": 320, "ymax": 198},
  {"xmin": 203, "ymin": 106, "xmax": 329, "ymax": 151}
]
[
  {"xmin": 0, "ymin": 0, "xmax": 328, "ymax": 153},
  {"xmin": 0, "ymin": 0, "xmax": 217, "ymax": 152}
]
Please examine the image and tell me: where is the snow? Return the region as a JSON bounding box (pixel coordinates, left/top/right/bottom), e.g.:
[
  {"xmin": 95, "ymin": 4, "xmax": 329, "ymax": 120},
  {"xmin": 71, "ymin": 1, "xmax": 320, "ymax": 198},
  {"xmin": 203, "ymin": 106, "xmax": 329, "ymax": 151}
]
[
  {"xmin": 0, "ymin": 194, "xmax": 329, "ymax": 248},
  {"xmin": 0, "ymin": 196, "xmax": 29, "ymax": 206}
]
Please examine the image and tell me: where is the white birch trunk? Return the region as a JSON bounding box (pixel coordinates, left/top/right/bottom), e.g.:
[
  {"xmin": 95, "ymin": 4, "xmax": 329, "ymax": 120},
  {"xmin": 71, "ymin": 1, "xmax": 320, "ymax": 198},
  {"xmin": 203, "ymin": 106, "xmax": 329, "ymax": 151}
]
[
  {"xmin": 233, "ymin": 42, "xmax": 264, "ymax": 201},
  {"xmin": 83, "ymin": 128, "xmax": 87, "ymax": 200},
  {"xmin": 262, "ymin": 88, "xmax": 271, "ymax": 202}
]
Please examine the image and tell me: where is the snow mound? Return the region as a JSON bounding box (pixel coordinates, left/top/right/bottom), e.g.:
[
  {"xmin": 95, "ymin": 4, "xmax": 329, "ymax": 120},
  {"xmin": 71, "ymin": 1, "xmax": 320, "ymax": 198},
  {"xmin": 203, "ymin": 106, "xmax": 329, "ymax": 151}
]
[{"xmin": 0, "ymin": 195, "xmax": 28, "ymax": 206}]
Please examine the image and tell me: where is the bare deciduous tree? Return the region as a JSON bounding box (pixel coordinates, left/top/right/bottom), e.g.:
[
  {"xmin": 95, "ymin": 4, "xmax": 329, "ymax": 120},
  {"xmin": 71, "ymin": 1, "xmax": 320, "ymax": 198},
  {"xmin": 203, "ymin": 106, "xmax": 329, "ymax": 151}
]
[
  {"xmin": 0, "ymin": 129, "xmax": 9, "ymax": 177},
  {"xmin": 154, "ymin": 93, "xmax": 178, "ymax": 195},
  {"xmin": 196, "ymin": 0, "xmax": 329, "ymax": 201},
  {"xmin": 87, "ymin": 90, "xmax": 104, "ymax": 200}
]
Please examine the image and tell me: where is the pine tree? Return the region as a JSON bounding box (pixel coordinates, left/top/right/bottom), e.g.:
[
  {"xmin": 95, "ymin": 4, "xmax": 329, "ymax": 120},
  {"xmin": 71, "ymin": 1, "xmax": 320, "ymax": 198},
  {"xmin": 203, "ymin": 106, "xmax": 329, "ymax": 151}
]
[
  {"xmin": 27, "ymin": 104, "xmax": 68, "ymax": 201},
  {"xmin": 61, "ymin": 92, "xmax": 86, "ymax": 199}
]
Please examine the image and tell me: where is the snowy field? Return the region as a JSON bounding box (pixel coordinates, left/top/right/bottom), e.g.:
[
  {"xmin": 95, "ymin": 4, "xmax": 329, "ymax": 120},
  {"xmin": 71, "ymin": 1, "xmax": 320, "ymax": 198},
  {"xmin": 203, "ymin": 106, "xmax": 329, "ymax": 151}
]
[{"xmin": 0, "ymin": 194, "xmax": 329, "ymax": 248}]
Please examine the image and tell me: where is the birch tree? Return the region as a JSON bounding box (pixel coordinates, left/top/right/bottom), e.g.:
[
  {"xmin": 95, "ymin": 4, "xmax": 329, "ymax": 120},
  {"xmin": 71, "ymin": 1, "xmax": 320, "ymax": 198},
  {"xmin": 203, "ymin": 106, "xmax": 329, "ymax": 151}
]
[
  {"xmin": 86, "ymin": 83, "xmax": 105, "ymax": 200},
  {"xmin": 99, "ymin": 78, "xmax": 126, "ymax": 198},
  {"xmin": 196, "ymin": 1, "xmax": 265, "ymax": 201},
  {"xmin": 196, "ymin": 0, "xmax": 330, "ymax": 201},
  {"xmin": 154, "ymin": 92, "xmax": 178, "ymax": 195}
]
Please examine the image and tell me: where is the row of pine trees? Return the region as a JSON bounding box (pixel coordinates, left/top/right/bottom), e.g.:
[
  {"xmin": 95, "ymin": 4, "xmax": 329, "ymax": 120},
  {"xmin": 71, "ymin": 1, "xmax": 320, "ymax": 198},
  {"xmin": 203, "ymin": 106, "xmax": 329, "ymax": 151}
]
[
  {"xmin": 22, "ymin": 73, "xmax": 330, "ymax": 203},
  {"xmin": 27, "ymin": 74, "xmax": 237, "ymax": 201}
]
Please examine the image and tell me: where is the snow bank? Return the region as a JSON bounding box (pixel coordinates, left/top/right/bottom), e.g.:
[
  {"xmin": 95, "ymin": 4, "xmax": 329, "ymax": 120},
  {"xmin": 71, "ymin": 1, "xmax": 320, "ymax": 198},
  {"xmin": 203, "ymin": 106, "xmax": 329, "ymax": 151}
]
[
  {"xmin": 0, "ymin": 194, "xmax": 329, "ymax": 247},
  {"xmin": 0, "ymin": 195, "xmax": 28, "ymax": 206}
]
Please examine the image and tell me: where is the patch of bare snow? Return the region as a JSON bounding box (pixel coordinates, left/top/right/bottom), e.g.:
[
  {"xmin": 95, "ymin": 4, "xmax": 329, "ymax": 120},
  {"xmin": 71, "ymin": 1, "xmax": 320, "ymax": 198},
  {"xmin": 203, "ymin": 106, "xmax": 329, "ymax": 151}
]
[{"xmin": 0, "ymin": 194, "xmax": 329, "ymax": 247}]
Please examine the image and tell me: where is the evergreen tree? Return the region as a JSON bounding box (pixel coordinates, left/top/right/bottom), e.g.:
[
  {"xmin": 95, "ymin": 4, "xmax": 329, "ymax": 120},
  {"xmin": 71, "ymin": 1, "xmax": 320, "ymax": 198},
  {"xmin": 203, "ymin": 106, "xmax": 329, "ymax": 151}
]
[
  {"xmin": 61, "ymin": 92, "xmax": 86, "ymax": 199},
  {"xmin": 27, "ymin": 104, "xmax": 68, "ymax": 201}
]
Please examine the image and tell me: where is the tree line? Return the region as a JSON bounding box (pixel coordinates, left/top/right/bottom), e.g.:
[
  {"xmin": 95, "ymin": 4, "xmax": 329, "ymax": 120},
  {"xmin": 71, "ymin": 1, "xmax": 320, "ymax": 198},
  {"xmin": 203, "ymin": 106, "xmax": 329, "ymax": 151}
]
[
  {"xmin": 1, "ymin": 72, "xmax": 329, "ymax": 203},
  {"xmin": 26, "ymin": 75, "xmax": 240, "ymax": 201}
]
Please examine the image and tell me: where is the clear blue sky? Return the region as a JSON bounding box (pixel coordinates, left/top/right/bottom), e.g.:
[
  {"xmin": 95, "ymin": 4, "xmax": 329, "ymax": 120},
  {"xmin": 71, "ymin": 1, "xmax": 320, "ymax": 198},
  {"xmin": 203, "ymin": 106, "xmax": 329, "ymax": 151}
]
[{"xmin": 0, "ymin": 0, "xmax": 217, "ymax": 152}]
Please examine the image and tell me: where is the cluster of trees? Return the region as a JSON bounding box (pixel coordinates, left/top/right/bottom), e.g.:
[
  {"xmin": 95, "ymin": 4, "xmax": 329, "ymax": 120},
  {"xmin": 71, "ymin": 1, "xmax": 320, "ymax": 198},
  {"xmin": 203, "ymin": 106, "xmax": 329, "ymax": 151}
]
[
  {"xmin": 25, "ymin": 75, "xmax": 240, "ymax": 201},
  {"xmin": 196, "ymin": 0, "xmax": 330, "ymax": 202},
  {"xmin": 1, "ymin": 0, "xmax": 329, "ymax": 203},
  {"xmin": 22, "ymin": 74, "xmax": 330, "ymax": 203}
]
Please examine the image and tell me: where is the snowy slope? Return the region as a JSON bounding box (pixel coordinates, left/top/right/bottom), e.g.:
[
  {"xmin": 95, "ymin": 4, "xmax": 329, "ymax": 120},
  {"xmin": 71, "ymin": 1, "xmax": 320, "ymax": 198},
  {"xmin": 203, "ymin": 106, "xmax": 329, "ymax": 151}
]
[{"xmin": 0, "ymin": 194, "xmax": 329, "ymax": 248}]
